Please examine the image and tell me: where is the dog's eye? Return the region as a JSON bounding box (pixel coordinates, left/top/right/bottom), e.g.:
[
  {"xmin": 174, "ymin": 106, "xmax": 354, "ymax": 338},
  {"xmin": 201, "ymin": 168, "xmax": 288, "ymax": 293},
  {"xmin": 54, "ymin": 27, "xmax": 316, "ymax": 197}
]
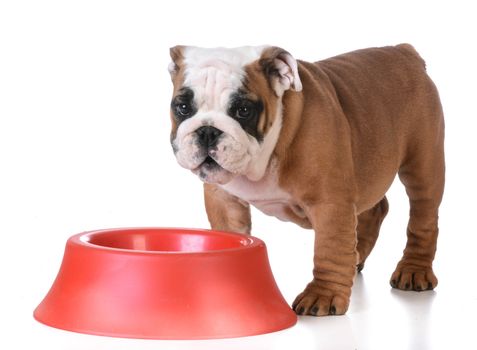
[
  {"xmin": 176, "ymin": 103, "xmax": 192, "ymax": 117},
  {"xmin": 236, "ymin": 104, "xmax": 253, "ymax": 119}
]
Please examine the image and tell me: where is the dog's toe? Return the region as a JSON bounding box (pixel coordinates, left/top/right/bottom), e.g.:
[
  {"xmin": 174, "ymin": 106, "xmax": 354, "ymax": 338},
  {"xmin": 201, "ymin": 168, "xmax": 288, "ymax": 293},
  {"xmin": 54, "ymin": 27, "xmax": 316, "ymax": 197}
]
[
  {"xmin": 390, "ymin": 261, "xmax": 438, "ymax": 291},
  {"xmin": 292, "ymin": 282, "xmax": 349, "ymax": 316}
]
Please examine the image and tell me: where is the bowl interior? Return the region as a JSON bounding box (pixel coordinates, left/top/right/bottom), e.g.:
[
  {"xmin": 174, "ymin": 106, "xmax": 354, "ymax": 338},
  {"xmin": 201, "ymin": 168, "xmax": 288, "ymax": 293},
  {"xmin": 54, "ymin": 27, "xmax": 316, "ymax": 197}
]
[{"xmin": 83, "ymin": 229, "xmax": 251, "ymax": 253}]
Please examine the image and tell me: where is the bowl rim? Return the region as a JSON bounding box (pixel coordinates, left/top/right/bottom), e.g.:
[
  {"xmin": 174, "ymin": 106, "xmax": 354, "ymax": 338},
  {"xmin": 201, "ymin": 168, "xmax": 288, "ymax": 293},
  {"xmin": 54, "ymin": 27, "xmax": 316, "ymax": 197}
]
[{"xmin": 71, "ymin": 227, "xmax": 264, "ymax": 256}]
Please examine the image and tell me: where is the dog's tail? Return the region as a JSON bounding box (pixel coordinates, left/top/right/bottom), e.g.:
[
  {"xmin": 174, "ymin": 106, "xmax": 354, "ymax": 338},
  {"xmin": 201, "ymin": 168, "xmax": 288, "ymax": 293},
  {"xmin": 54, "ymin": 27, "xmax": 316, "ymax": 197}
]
[{"xmin": 396, "ymin": 43, "xmax": 427, "ymax": 70}]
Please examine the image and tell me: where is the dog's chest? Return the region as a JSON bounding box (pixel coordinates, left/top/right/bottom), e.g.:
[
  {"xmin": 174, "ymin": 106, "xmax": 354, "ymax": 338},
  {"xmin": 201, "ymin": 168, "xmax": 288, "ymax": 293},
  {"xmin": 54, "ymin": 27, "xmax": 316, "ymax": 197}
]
[{"xmin": 220, "ymin": 165, "xmax": 307, "ymax": 223}]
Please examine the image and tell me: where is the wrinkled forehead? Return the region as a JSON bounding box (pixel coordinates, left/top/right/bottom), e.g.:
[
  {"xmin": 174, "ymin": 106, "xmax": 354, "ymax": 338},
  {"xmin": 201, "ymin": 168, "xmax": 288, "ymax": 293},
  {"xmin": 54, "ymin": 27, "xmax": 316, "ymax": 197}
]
[{"xmin": 182, "ymin": 46, "xmax": 266, "ymax": 111}]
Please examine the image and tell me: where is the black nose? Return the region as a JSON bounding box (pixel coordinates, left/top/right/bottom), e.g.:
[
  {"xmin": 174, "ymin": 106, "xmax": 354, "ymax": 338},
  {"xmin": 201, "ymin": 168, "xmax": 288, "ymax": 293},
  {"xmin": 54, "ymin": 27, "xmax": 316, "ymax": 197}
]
[{"xmin": 196, "ymin": 126, "xmax": 223, "ymax": 148}]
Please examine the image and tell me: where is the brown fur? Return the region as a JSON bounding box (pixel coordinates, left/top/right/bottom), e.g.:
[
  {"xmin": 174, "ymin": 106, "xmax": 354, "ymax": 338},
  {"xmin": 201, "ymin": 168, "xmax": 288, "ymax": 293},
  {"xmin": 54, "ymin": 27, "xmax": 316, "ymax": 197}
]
[
  {"xmin": 242, "ymin": 63, "xmax": 280, "ymax": 137},
  {"xmin": 204, "ymin": 183, "xmax": 251, "ymax": 233},
  {"xmin": 202, "ymin": 44, "xmax": 445, "ymax": 316}
]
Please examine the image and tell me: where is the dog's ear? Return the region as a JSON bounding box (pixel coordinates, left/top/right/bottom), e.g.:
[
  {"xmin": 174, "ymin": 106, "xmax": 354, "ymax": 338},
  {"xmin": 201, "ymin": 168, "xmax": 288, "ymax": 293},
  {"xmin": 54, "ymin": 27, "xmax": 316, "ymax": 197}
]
[
  {"xmin": 259, "ymin": 46, "xmax": 302, "ymax": 96},
  {"xmin": 168, "ymin": 45, "xmax": 186, "ymax": 77}
]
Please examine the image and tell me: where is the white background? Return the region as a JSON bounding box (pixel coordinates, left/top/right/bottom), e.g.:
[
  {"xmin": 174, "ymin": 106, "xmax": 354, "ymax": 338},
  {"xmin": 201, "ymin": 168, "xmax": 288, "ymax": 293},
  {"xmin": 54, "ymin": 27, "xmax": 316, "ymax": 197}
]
[{"xmin": 1, "ymin": 0, "xmax": 476, "ymax": 349}]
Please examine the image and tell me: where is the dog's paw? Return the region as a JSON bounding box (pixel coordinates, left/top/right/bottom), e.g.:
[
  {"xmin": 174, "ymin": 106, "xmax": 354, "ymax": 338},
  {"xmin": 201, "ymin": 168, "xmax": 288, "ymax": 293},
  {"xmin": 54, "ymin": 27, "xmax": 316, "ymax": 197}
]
[
  {"xmin": 390, "ymin": 261, "xmax": 438, "ymax": 291},
  {"xmin": 292, "ymin": 280, "xmax": 350, "ymax": 316}
]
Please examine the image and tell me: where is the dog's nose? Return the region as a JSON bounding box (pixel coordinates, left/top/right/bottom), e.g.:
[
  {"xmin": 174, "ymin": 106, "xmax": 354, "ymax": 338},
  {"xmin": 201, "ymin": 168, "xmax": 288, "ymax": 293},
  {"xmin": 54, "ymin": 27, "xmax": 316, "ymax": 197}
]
[{"xmin": 196, "ymin": 126, "xmax": 223, "ymax": 148}]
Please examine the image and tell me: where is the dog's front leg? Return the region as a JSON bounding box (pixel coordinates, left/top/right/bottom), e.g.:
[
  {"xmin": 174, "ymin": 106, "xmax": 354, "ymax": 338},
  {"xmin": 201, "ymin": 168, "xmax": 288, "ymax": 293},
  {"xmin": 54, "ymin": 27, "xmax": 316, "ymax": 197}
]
[
  {"xmin": 293, "ymin": 203, "xmax": 358, "ymax": 316},
  {"xmin": 203, "ymin": 183, "xmax": 251, "ymax": 234}
]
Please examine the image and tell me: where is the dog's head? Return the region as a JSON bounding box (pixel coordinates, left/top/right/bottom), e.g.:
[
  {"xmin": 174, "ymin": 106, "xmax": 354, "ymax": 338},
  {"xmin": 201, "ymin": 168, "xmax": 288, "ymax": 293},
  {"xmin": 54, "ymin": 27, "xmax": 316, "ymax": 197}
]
[{"xmin": 168, "ymin": 46, "xmax": 302, "ymax": 184}]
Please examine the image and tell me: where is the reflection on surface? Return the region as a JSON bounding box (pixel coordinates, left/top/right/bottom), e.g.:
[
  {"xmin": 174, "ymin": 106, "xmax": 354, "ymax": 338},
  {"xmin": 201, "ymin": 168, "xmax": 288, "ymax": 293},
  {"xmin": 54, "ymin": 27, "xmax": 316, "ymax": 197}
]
[
  {"xmin": 350, "ymin": 273, "xmax": 370, "ymax": 312},
  {"xmin": 391, "ymin": 288, "xmax": 436, "ymax": 350}
]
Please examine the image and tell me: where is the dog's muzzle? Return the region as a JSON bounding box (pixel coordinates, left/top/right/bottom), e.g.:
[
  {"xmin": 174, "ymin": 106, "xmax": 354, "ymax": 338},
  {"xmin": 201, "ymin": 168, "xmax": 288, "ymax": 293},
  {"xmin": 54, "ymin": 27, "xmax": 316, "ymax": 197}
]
[{"xmin": 173, "ymin": 121, "xmax": 253, "ymax": 184}]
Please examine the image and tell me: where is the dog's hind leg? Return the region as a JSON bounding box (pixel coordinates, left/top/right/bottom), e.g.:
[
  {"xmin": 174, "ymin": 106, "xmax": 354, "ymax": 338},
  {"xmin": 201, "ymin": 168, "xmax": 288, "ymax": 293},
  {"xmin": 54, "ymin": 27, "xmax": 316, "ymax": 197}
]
[
  {"xmin": 390, "ymin": 106, "xmax": 445, "ymax": 291},
  {"xmin": 356, "ymin": 197, "xmax": 389, "ymax": 272}
]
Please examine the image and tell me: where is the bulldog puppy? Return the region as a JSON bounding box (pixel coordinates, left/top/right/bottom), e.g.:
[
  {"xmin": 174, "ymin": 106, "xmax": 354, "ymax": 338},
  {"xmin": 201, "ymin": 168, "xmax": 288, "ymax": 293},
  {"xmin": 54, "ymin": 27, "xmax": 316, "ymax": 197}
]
[{"xmin": 167, "ymin": 44, "xmax": 445, "ymax": 316}]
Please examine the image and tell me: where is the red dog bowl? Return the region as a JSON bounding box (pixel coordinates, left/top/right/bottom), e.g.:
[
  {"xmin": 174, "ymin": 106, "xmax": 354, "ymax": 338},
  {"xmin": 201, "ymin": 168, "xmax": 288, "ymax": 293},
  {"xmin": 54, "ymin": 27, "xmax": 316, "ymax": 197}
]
[{"xmin": 34, "ymin": 228, "xmax": 296, "ymax": 339}]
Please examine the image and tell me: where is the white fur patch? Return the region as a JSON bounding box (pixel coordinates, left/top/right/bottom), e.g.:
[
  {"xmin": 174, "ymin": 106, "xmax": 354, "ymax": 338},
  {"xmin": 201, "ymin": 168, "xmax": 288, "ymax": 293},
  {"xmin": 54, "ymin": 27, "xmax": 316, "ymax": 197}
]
[
  {"xmin": 183, "ymin": 46, "xmax": 266, "ymax": 112},
  {"xmin": 220, "ymin": 159, "xmax": 288, "ymax": 201},
  {"xmin": 220, "ymin": 159, "xmax": 303, "ymax": 222}
]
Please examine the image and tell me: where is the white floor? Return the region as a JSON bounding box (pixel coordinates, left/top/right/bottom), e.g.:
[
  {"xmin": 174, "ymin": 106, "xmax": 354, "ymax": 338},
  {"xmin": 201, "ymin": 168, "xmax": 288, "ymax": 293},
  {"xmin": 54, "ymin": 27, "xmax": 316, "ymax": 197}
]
[
  {"xmin": 26, "ymin": 273, "xmax": 477, "ymax": 350},
  {"xmin": 2, "ymin": 180, "xmax": 476, "ymax": 350}
]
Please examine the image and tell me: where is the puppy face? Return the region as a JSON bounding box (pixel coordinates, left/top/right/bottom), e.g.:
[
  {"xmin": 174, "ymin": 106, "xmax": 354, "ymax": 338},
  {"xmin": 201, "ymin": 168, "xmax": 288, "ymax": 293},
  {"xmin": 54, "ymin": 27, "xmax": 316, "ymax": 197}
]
[{"xmin": 168, "ymin": 46, "xmax": 302, "ymax": 184}]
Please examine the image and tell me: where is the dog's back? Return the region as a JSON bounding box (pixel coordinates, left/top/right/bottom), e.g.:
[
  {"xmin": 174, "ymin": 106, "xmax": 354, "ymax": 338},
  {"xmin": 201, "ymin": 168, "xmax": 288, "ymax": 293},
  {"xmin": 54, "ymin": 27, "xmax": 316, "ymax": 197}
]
[{"xmin": 314, "ymin": 44, "xmax": 444, "ymax": 211}]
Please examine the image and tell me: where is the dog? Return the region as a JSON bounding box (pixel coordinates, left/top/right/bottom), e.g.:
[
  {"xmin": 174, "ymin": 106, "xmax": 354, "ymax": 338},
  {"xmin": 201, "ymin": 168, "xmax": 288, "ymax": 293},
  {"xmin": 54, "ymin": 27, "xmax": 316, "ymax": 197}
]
[{"xmin": 167, "ymin": 44, "xmax": 445, "ymax": 316}]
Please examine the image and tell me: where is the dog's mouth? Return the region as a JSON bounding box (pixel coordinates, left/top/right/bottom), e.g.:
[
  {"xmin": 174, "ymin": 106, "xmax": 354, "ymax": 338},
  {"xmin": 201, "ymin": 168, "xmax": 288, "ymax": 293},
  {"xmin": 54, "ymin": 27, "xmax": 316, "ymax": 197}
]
[
  {"xmin": 202, "ymin": 156, "xmax": 219, "ymax": 168},
  {"xmin": 192, "ymin": 155, "xmax": 222, "ymax": 174},
  {"xmin": 192, "ymin": 156, "xmax": 234, "ymax": 184}
]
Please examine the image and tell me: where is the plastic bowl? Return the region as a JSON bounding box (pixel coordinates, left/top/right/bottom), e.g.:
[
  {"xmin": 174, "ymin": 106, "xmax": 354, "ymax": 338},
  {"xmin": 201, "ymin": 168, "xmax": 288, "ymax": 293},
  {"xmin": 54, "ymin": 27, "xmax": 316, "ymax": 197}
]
[{"xmin": 34, "ymin": 228, "xmax": 296, "ymax": 339}]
